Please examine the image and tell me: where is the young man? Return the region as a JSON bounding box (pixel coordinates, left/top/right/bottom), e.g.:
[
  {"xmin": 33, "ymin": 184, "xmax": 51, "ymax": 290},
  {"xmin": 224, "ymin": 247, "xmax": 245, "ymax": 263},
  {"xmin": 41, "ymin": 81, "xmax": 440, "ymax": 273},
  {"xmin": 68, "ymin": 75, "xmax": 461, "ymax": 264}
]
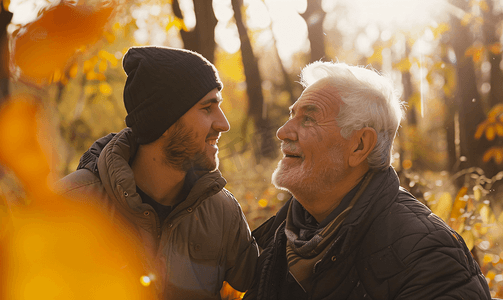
[
  {"xmin": 244, "ymin": 61, "xmax": 491, "ymax": 300},
  {"xmin": 57, "ymin": 46, "xmax": 258, "ymax": 299}
]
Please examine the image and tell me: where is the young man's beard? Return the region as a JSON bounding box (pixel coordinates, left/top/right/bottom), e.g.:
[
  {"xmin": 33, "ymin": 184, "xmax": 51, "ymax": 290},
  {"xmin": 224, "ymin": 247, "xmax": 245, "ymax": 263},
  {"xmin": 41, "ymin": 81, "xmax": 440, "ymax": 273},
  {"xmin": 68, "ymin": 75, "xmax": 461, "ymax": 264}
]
[{"xmin": 161, "ymin": 120, "xmax": 218, "ymax": 172}]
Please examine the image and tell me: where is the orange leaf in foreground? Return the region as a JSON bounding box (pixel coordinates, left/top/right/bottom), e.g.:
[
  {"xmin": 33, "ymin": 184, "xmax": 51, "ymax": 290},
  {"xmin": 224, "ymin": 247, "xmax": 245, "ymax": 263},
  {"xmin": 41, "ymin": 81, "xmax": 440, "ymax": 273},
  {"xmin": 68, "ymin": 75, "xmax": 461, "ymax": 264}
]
[
  {"xmin": 11, "ymin": 2, "xmax": 115, "ymax": 84},
  {"xmin": 0, "ymin": 96, "xmax": 156, "ymax": 300},
  {"xmin": 0, "ymin": 97, "xmax": 49, "ymax": 193}
]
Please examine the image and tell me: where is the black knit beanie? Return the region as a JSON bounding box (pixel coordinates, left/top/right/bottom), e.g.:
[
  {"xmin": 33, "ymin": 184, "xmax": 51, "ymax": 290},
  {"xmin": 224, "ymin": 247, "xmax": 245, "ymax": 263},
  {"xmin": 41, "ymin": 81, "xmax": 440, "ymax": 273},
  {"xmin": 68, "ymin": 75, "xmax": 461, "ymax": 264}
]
[{"xmin": 122, "ymin": 46, "xmax": 223, "ymax": 144}]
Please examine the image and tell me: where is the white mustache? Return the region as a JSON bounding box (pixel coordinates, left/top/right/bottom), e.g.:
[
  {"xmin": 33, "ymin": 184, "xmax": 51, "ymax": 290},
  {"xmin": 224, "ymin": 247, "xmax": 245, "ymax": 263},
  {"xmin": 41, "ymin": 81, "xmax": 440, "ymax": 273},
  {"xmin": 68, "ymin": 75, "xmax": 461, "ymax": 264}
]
[{"xmin": 281, "ymin": 142, "xmax": 303, "ymax": 156}]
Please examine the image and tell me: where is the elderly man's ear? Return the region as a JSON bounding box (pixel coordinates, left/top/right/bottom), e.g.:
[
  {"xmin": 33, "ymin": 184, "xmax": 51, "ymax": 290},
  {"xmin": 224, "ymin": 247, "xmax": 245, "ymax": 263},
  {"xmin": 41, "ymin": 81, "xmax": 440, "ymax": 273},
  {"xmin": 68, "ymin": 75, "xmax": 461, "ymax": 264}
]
[{"xmin": 348, "ymin": 127, "xmax": 377, "ymax": 168}]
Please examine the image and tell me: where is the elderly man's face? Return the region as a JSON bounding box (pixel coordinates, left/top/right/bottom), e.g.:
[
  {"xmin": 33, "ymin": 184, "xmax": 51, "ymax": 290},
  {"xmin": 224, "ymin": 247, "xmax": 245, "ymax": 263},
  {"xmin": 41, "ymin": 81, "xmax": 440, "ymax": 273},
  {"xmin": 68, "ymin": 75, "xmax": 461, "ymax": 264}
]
[{"xmin": 272, "ymin": 78, "xmax": 352, "ymax": 196}]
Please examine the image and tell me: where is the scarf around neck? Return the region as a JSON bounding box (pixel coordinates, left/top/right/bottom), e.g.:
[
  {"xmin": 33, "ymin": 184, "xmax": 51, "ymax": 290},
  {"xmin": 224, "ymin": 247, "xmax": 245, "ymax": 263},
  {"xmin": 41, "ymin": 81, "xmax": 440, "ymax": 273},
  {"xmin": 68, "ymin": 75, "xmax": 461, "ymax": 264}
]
[{"xmin": 285, "ymin": 172, "xmax": 374, "ymax": 292}]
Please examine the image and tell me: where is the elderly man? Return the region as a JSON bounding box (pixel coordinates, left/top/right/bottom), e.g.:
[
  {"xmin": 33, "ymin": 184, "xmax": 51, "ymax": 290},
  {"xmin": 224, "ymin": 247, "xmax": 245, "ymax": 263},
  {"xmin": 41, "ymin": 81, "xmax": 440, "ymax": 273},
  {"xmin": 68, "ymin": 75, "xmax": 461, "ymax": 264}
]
[
  {"xmin": 244, "ymin": 61, "xmax": 491, "ymax": 300},
  {"xmin": 57, "ymin": 46, "xmax": 258, "ymax": 299}
]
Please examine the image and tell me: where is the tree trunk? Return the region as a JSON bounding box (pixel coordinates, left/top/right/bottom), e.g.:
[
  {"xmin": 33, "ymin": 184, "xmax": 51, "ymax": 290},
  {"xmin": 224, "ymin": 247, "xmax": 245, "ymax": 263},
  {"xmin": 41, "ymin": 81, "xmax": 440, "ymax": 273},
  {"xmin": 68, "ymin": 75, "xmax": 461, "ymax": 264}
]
[
  {"xmin": 449, "ymin": 0, "xmax": 489, "ymax": 172},
  {"xmin": 442, "ymin": 50, "xmax": 458, "ymax": 172},
  {"xmin": 172, "ymin": 0, "xmax": 217, "ymax": 63},
  {"xmin": 483, "ymin": 1, "xmax": 503, "ymax": 110},
  {"xmin": 300, "ymin": 0, "xmax": 326, "ymax": 63},
  {"xmin": 231, "ymin": 0, "xmax": 276, "ymax": 160},
  {"xmin": 0, "ymin": 2, "xmax": 12, "ymax": 105}
]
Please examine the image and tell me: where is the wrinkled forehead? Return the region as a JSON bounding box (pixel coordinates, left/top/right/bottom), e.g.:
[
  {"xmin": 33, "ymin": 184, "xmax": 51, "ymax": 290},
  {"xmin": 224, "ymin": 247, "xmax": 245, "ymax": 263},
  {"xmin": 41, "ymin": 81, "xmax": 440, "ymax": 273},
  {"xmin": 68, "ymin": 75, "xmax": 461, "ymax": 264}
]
[{"xmin": 291, "ymin": 78, "xmax": 342, "ymax": 115}]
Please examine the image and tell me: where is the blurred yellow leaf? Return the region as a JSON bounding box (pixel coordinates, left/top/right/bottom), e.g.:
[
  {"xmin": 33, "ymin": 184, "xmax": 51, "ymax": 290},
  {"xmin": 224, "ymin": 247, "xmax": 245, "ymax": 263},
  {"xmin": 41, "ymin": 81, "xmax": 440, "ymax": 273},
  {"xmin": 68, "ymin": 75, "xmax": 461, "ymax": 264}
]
[
  {"xmin": 498, "ymin": 211, "xmax": 503, "ymax": 223},
  {"xmin": 431, "ymin": 23, "xmax": 450, "ymax": 39},
  {"xmin": 473, "ymin": 187, "xmax": 482, "ymax": 201},
  {"xmin": 495, "ymin": 149, "xmax": 503, "ymax": 164},
  {"xmin": 480, "ymin": 205, "xmax": 490, "ymax": 224},
  {"xmin": 99, "ymin": 82, "xmax": 112, "ymax": 96},
  {"xmin": 486, "ymin": 270, "xmax": 496, "ymax": 281},
  {"xmin": 96, "ymin": 73, "xmax": 106, "ymax": 81},
  {"xmin": 483, "ymin": 253, "xmax": 493, "ymax": 264},
  {"xmin": 52, "ymin": 68, "xmax": 62, "ymax": 83},
  {"xmin": 488, "ymin": 104, "xmax": 503, "ymax": 119},
  {"xmin": 69, "ymin": 63, "xmax": 79, "ymax": 78},
  {"xmin": 104, "ymin": 31, "xmax": 115, "ymax": 43},
  {"xmin": 83, "ymin": 60, "xmax": 94, "ymax": 74},
  {"xmin": 467, "ymin": 197, "xmax": 475, "ymax": 212},
  {"xmin": 485, "ymin": 125, "xmax": 496, "ymax": 141},
  {"xmin": 394, "ymin": 58, "xmax": 411, "ymax": 72},
  {"xmin": 450, "ymin": 186, "xmax": 468, "ymax": 220},
  {"xmin": 166, "ymin": 16, "xmax": 188, "ymax": 32},
  {"xmin": 495, "ymin": 123, "xmax": 503, "ymax": 137},
  {"xmin": 432, "ymin": 192, "xmax": 452, "ymax": 221},
  {"xmin": 99, "ymin": 50, "xmax": 118, "ymax": 67},
  {"xmin": 465, "ymin": 45, "xmax": 484, "ymax": 63},
  {"xmin": 367, "ymin": 46, "xmax": 383, "ymax": 65},
  {"xmin": 461, "ymin": 13, "xmax": 472, "ymax": 26},
  {"xmin": 479, "ymin": 0, "xmax": 489, "ymax": 11},
  {"xmin": 474, "ymin": 222, "xmax": 487, "ymax": 235},
  {"xmin": 86, "ymin": 71, "xmax": 98, "ymax": 81},
  {"xmin": 461, "ymin": 230, "xmax": 474, "ymax": 250},
  {"xmin": 483, "ymin": 148, "xmax": 493, "ymax": 163},
  {"xmin": 98, "ymin": 59, "xmax": 108, "ymax": 73},
  {"xmin": 489, "ymin": 43, "xmax": 502, "ymax": 55},
  {"xmin": 113, "ymin": 22, "xmax": 122, "ymax": 32},
  {"xmin": 474, "ymin": 120, "xmax": 487, "ymax": 139}
]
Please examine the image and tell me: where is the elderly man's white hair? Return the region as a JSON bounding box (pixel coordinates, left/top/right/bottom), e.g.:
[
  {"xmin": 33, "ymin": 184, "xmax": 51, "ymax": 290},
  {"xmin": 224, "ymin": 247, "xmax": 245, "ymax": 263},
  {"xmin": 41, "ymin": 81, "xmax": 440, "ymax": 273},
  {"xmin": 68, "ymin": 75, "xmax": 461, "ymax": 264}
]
[{"xmin": 300, "ymin": 61, "xmax": 404, "ymax": 170}]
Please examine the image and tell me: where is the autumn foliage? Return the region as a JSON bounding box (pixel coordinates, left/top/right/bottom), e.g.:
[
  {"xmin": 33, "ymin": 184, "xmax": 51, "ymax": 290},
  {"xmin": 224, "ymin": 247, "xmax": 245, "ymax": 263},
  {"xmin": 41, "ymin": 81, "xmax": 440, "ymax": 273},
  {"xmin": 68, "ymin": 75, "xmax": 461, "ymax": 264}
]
[
  {"xmin": 1, "ymin": 0, "xmax": 503, "ymax": 298},
  {"xmin": 11, "ymin": 1, "xmax": 115, "ymax": 84}
]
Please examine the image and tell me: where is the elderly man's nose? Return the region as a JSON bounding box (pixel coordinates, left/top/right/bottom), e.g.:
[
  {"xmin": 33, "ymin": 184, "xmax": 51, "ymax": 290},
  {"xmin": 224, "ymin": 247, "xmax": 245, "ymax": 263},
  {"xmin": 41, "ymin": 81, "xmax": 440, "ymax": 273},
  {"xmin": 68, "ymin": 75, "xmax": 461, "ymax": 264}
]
[{"xmin": 276, "ymin": 120, "xmax": 297, "ymax": 141}]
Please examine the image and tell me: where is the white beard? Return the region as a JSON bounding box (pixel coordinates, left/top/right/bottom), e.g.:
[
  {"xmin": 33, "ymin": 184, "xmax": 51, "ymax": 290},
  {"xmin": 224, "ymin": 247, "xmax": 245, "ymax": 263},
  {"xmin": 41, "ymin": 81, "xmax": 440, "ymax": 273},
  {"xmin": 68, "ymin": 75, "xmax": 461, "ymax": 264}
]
[{"xmin": 272, "ymin": 143, "xmax": 345, "ymax": 197}]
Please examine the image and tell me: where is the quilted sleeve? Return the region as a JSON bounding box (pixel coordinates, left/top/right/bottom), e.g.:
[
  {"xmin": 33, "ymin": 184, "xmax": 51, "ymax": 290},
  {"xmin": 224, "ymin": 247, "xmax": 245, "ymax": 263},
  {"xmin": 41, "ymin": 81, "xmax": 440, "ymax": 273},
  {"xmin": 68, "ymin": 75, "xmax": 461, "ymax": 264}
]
[
  {"xmin": 391, "ymin": 213, "xmax": 491, "ymax": 300},
  {"xmin": 221, "ymin": 189, "xmax": 259, "ymax": 292}
]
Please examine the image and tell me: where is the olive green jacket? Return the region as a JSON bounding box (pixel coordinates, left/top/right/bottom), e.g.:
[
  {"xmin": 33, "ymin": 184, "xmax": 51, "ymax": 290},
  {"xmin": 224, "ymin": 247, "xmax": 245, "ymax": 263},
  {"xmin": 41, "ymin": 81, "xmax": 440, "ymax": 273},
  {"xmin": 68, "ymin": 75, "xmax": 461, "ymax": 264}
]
[{"xmin": 56, "ymin": 128, "xmax": 258, "ymax": 299}]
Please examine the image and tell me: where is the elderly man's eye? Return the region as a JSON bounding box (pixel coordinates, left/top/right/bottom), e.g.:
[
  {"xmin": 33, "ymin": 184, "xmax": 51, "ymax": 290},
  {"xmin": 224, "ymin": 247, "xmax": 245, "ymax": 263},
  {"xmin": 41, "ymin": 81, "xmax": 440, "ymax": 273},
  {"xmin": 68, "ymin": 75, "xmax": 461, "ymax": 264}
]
[{"xmin": 303, "ymin": 116, "xmax": 316, "ymax": 123}]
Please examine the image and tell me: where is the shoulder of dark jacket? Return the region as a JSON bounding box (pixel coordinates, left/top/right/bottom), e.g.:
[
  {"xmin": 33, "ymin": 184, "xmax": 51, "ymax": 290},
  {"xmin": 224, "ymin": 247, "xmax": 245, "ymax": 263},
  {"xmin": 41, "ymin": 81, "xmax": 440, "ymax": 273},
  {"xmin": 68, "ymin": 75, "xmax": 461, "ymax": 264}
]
[{"xmin": 252, "ymin": 197, "xmax": 291, "ymax": 249}]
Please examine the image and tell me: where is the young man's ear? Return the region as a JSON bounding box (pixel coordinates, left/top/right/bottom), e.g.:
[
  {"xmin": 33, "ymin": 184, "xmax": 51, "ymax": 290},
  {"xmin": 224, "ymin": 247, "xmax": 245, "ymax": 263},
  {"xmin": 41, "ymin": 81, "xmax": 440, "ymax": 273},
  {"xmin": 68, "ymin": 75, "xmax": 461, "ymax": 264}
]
[{"xmin": 348, "ymin": 127, "xmax": 377, "ymax": 167}]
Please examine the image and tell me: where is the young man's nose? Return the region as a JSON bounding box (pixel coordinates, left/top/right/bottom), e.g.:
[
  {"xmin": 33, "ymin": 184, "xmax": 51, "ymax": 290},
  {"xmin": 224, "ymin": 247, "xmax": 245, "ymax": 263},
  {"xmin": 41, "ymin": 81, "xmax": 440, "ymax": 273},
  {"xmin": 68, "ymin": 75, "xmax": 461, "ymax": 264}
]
[{"xmin": 213, "ymin": 108, "xmax": 230, "ymax": 133}]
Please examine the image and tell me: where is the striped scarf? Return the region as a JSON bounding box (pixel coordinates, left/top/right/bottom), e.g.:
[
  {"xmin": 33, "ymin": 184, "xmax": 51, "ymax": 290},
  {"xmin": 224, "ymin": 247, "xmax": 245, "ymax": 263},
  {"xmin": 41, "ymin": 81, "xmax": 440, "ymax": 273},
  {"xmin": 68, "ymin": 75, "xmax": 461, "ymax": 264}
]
[{"xmin": 285, "ymin": 172, "xmax": 374, "ymax": 292}]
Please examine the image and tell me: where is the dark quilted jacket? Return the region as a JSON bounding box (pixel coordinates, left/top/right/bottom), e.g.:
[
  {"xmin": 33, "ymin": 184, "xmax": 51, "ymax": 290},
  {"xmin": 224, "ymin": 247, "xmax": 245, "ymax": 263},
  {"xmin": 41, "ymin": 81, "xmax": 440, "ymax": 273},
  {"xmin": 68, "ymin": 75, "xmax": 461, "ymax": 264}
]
[{"xmin": 244, "ymin": 167, "xmax": 491, "ymax": 300}]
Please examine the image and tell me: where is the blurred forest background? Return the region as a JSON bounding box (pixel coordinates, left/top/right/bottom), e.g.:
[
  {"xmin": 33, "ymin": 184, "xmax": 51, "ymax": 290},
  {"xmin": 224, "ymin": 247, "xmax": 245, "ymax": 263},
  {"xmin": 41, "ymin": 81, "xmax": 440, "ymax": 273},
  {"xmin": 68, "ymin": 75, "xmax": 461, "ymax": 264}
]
[{"xmin": 0, "ymin": 0, "xmax": 503, "ymax": 297}]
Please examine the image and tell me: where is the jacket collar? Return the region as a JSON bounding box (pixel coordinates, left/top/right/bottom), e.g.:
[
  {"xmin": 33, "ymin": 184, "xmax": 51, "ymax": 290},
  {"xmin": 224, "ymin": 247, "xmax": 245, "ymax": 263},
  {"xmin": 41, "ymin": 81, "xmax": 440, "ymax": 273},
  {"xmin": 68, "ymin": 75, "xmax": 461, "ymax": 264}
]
[
  {"xmin": 265, "ymin": 167, "xmax": 400, "ymax": 256},
  {"xmin": 335, "ymin": 166, "xmax": 400, "ymax": 256},
  {"xmin": 81, "ymin": 128, "xmax": 226, "ymax": 216}
]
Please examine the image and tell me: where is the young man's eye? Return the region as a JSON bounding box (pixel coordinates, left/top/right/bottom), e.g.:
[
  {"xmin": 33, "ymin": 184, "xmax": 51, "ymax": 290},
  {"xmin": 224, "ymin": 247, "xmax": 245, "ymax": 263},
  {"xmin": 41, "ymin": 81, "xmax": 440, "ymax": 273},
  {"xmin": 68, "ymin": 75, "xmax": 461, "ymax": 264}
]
[{"xmin": 203, "ymin": 106, "xmax": 211, "ymax": 113}]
